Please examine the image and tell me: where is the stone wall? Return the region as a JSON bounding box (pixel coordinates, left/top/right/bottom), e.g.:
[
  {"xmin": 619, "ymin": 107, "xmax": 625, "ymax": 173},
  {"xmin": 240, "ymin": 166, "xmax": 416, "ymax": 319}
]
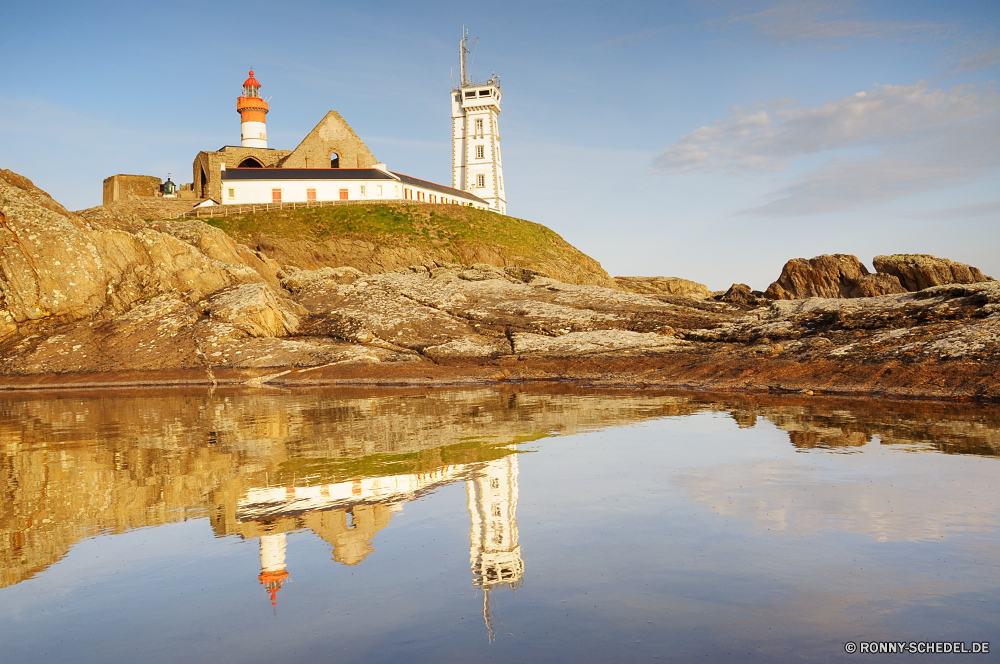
[
  {"xmin": 102, "ymin": 174, "xmax": 161, "ymax": 204},
  {"xmin": 193, "ymin": 147, "xmax": 291, "ymax": 201},
  {"xmin": 278, "ymin": 111, "xmax": 378, "ymax": 169}
]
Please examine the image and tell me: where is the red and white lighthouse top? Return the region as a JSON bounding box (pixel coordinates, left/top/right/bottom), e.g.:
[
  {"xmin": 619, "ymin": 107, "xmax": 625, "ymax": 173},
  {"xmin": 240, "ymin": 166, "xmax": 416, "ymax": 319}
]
[
  {"xmin": 238, "ymin": 70, "xmax": 268, "ymax": 115},
  {"xmin": 243, "ymin": 70, "xmax": 262, "ymax": 97}
]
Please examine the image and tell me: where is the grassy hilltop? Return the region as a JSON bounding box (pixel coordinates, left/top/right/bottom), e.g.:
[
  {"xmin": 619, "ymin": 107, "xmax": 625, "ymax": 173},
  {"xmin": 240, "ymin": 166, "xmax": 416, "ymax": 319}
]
[{"xmin": 198, "ymin": 202, "xmax": 614, "ymax": 287}]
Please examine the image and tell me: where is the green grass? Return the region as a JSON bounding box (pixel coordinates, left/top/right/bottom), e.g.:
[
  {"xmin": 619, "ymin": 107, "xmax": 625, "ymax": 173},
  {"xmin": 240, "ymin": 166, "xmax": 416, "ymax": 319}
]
[
  {"xmin": 267, "ymin": 433, "xmax": 541, "ymax": 487},
  {"xmin": 203, "ymin": 202, "xmax": 571, "ymax": 255}
]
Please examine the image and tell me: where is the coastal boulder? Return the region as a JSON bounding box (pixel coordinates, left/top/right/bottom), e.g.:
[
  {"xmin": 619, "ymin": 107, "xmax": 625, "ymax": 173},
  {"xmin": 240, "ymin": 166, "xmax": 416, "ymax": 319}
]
[
  {"xmin": 764, "ymin": 254, "xmax": 870, "ymax": 300},
  {"xmin": 199, "ymin": 283, "xmax": 307, "ymax": 338},
  {"xmin": 872, "ymin": 254, "xmax": 994, "ymax": 292},
  {"xmin": 0, "ymin": 169, "xmax": 266, "ymax": 328},
  {"xmin": 715, "ymin": 283, "xmax": 768, "ymax": 309},
  {"xmin": 848, "ymin": 273, "xmax": 907, "ymax": 298},
  {"xmin": 614, "ymin": 276, "xmax": 710, "ymax": 299}
]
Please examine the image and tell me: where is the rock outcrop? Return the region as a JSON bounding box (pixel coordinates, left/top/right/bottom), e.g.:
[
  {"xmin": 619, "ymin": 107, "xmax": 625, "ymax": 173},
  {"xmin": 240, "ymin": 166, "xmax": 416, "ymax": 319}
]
[
  {"xmin": 873, "ymin": 254, "xmax": 994, "ymax": 292},
  {"xmin": 1, "ymin": 170, "xmax": 997, "ymax": 400},
  {"xmin": 764, "ymin": 254, "xmax": 875, "ymax": 300},
  {"xmin": 765, "ymin": 253, "xmax": 992, "ymax": 301},
  {"xmin": 715, "ymin": 283, "xmax": 769, "ymax": 309},
  {"xmin": 613, "ymin": 276, "xmax": 710, "ymax": 299}
]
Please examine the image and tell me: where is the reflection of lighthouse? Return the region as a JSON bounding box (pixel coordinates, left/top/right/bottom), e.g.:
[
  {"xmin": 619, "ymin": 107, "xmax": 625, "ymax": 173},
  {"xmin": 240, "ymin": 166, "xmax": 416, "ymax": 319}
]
[
  {"xmin": 467, "ymin": 456, "xmax": 523, "ymax": 639},
  {"xmin": 258, "ymin": 533, "xmax": 289, "ymax": 609},
  {"xmin": 237, "ymin": 70, "xmax": 268, "ymax": 148}
]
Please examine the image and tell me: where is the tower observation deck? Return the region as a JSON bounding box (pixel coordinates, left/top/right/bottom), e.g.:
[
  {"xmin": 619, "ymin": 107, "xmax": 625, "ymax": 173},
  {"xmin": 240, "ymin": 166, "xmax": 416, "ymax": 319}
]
[{"xmin": 451, "ymin": 30, "xmax": 506, "ymax": 215}]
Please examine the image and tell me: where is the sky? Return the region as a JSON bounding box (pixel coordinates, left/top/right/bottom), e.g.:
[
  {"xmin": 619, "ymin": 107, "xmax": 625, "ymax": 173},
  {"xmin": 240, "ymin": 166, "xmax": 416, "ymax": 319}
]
[{"xmin": 1, "ymin": 0, "xmax": 997, "ymax": 290}]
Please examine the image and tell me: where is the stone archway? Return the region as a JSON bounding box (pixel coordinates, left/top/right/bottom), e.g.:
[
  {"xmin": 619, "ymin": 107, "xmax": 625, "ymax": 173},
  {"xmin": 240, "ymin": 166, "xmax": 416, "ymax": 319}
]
[
  {"xmin": 238, "ymin": 157, "xmax": 263, "ymax": 168},
  {"xmin": 330, "ymin": 152, "xmax": 340, "ymax": 168}
]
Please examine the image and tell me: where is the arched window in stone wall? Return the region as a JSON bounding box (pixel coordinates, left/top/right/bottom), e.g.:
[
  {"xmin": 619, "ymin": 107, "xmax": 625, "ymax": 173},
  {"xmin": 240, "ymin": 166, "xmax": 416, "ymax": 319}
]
[
  {"xmin": 200, "ymin": 168, "xmax": 207, "ymax": 197},
  {"xmin": 330, "ymin": 153, "xmax": 340, "ymax": 168},
  {"xmin": 238, "ymin": 157, "xmax": 263, "ymax": 168}
]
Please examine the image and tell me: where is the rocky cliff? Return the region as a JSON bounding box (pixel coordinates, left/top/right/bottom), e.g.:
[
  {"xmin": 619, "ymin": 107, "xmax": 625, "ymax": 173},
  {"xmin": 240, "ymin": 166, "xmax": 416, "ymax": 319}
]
[{"xmin": 1, "ymin": 170, "xmax": 997, "ymax": 399}]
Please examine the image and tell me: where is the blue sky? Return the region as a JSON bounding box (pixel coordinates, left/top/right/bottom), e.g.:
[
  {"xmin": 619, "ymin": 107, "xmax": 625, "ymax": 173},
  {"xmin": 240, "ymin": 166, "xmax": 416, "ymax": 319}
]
[{"xmin": 1, "ymin": 0, "xmax": 997, "ymax": 289}]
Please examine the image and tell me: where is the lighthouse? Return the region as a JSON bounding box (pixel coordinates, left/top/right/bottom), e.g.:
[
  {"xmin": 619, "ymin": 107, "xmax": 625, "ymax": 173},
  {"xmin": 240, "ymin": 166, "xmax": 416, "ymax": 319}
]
[{"xmin": 238, "ymin": 70, "xmax": 268, "ymax": 148}]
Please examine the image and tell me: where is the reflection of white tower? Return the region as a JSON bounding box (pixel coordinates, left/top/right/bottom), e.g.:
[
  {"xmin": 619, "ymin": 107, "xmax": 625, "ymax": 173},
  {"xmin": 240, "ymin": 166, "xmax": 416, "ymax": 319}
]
[
  {"xmin": 258, "ymin": 532, "xmax": 289, "ymax": 609},
  {"xmin": 451, "ymin": 29, "xmax": 506, "ymax": 214},
  {"xmin": 467, "ymin": 455, "xmax": 523, "ymax": 639}
]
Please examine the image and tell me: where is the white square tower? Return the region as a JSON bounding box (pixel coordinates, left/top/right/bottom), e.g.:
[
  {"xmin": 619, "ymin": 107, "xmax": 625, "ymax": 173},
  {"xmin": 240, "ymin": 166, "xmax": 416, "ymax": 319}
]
[{"xmin": 451, "ymin": 32, "xmax": 506, "ymax": 215}]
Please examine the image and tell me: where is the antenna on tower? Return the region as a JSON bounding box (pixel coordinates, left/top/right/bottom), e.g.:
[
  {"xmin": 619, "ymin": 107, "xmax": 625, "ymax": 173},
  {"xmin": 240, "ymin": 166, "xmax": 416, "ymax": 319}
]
[
  {"xmin": 459, "ymin": 27, "xmax": 478, "ymax": 87},
  {"xmin": 459, "ymin": 27, "xmax": 469, "ymax": 87}
]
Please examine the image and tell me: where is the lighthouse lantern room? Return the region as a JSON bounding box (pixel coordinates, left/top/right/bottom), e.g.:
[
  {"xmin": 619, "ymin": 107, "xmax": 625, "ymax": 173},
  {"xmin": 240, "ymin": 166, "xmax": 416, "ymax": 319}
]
[{"xmin": 237, "ymin": 70, "xmax": 268, "ymax": 148}]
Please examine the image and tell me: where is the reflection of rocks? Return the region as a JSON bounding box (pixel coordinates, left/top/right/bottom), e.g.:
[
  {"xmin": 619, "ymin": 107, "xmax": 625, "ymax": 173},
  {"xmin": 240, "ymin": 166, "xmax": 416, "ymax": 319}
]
[
  {"xmin": 0, "ymin": 387, "xmax": 700, "ymax": 590},
  {"xmin": 1, "ymin": 387, "xmax": 997, "ymax": 594}
]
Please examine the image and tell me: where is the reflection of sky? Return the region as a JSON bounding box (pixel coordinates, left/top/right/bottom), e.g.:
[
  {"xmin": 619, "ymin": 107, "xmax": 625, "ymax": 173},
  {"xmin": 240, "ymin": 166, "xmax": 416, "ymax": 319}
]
[
  {"xmin": 672, "ymin": 431, "xmax": 1000, "ymax": 542},
  {"xmin": 1, "ymin": 405, "xmax": 999, "ymax": 662}
]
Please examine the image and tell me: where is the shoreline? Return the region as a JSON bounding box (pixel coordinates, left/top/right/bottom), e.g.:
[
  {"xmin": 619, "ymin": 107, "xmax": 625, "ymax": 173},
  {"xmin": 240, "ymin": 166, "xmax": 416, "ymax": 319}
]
[{"xmin": 2, "ymin": 352, "xmax": 996, "ymax": 402}]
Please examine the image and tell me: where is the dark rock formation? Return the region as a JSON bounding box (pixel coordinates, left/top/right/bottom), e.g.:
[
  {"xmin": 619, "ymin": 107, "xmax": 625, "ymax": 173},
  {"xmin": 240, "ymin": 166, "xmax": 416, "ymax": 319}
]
[
  {"xmin": 873, "ymin": 254, "xmax": 994, "ymax": 292},
  {"xmin": 715, "ymin": 283, "xmax": 768, "ymax": 309},
  {"xmin": 764, "ymin": 254, "xmax": 870, "ymax": 300}
]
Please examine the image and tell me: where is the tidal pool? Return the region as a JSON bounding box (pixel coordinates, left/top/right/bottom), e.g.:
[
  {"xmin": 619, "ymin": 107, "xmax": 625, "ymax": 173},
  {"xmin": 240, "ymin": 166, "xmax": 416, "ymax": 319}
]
[{"xmin": 1, "ymin": 387, "xmax": 997, "ymax": 662}]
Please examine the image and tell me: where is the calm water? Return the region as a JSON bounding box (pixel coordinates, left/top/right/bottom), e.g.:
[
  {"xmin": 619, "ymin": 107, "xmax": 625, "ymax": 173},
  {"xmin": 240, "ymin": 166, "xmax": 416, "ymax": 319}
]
[{"xmin": 1, "ymin": 387, "xmax": 998, "ymax": 663}]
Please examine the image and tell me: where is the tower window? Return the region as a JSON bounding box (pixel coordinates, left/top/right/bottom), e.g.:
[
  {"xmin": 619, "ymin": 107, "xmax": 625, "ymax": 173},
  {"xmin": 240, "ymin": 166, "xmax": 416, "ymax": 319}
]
[
  {"xmin": 306, "ymin": 188, "xmax": 316, "ymax": 202},
  {"xmin": 465, "ymin": 91, "xmax": 476, "ymax": 98},
  {"xmin": 477, "ymin": 174, "xmax": 485, "ymax": 188},
  {"xmin": 271, "ymin": 189, "xmax": 282, "ymax": 203},
  {"xmin": 476, "ymin": 145, "xmax": 485, "ymax": 159},
  {"xmin": 475, "ymin": 118, "xmax": 483, "ymax": 133}
]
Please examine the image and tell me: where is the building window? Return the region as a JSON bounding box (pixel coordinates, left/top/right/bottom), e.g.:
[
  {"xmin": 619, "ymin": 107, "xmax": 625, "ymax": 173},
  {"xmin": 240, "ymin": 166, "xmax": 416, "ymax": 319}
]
[
  {"xmin": 477, "ymin": 174, "xmax": 485, "ymax": 188},
  {"xmin": 430, "ymin": 194, "xmax": 436, "ymax": 203},
  {"xmin": 227, "ymin": 188, "xmax": 235, "ymax": 200},
  {"xmin": 475, "ymin": 118, "xmax": 483, "ymax": 133},
  {"xmin": 377, "ymin": 184, "xmax": 383, "ymax": 196},
  {"xmin": 475, "ymin": 145, "xmax": 485, "ymax": 159},
  {"xmin": 271, "ymin": 188, "xmax": 282, "ymax": 203},
  {"xmin": 360, "ymin": 185, "xmax": 366, "ymax": 196},
  {"xmin": 339, "ymin": 188, "xmax": 349, "ymax": 200},
  {"xmin": 306, "ymin": 188, "xmax": 316, "ymax": 202}
]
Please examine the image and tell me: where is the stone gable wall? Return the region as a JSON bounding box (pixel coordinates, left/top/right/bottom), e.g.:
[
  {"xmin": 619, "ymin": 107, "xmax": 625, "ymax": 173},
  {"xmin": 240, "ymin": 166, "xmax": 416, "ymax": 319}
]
[{"xmin": 278, "ymin": 111, "xmax": 377, "ymax": 169}]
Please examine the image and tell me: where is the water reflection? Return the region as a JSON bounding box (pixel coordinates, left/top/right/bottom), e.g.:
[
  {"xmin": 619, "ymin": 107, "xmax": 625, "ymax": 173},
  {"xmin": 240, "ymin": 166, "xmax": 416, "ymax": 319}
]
[{"xmin": 1, "ymin": 387, "xmax": 997, "ymax": 632}]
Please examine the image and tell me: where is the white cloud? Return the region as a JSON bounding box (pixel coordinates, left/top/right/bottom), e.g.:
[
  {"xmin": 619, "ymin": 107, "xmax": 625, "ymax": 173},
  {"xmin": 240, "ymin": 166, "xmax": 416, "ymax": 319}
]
[
  {"xmin": 657, "ymin": 82, "xmax": 997, "ymax": 173},
  {"xmin": 655, "ymin": 82, "xmax": 1000, "ymax": 216},
  {"xmin": 728, "ymin": 1, "xmax": 950, "ymax": 43}
]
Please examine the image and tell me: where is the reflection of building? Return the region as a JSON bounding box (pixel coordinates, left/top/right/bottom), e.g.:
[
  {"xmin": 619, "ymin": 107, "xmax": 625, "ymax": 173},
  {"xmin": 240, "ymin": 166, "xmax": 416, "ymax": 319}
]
[
  {"xmin": 230, "ymin": 456, "xmax": 523, "ymax": 624},
  {"xmin": 258, "ymin": 533, "xmax": 288, "ymax": 609},
  {"xmin": 467, "ymin": 456, "xmax": 523, "ymax": 639}
]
